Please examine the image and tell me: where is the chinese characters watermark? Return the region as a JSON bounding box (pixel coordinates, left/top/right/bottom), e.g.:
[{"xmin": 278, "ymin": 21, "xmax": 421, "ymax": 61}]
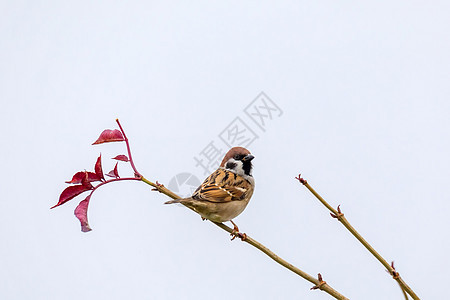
[{"xmin": 168, "ymin": 92, "xmax": 283, "ymax": 196}]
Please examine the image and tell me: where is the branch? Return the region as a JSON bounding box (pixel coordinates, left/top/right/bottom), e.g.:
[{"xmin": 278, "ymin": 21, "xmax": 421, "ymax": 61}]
[
  {"xmin": 116, "ymin": 119, "xmax": 141, "ymax": 178},
  {"xmin": 142, "ymin": 176, "xmax": 349, "ymax": 300},
  {"xmin": 296, "ymin": 174, "xmax": 419, "ymax": 300}
]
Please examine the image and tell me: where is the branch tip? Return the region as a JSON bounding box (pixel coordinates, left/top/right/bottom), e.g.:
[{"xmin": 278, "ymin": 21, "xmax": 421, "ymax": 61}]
[{"xmin": 295, "ymin": 173, "xmax": 308, "ymax": 185}]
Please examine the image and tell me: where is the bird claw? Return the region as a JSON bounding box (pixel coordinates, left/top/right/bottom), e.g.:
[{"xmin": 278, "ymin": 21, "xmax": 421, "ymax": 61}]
[
  {"xmin": 230, "ymin": 231, "xmax": 247, "ymax": 241},
  {"xmin": 230, "ymin": 220, "xmax": 247, "ymax": 241}
]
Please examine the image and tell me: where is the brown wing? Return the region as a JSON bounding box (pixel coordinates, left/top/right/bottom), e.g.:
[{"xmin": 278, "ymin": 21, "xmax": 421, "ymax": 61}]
[{"xmin": 192, "ymin": 169, "xmax": 252, "ymax": 203}]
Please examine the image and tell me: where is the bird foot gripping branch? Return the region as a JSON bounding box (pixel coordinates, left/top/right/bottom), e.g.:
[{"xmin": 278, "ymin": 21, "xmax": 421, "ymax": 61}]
[
  {"xmin": 230, "ymin": 220, "xmax": 247, "ymax": 241},
  {"xmin": 231, "ymin": 232, "xmax": 247, "ymax": 241}
]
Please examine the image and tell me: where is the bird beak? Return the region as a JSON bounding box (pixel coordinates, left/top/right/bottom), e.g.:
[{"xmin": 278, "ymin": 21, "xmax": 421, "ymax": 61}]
[{"xmin": 242, "ymin": 154, "xmax": 255, "ymax": 162}]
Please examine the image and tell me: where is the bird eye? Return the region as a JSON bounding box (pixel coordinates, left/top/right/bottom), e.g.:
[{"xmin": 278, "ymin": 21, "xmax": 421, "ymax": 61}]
[{"xmin": 233, "ymin": 154, "xmax": 241, "ymax": 160}]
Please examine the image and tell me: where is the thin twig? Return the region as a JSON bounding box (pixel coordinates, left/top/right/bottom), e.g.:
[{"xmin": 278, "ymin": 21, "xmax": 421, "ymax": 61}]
[
  {"xmin": 399, "ymin": 283, "xmax": 409, "ymax": 300},
  {"xmin": 141, "ymin": 176, "xmax": 349, "ymax": 300},
  {"xmin": 296, "ymin": 174, "xmax": 419, "ymax": 300},
  {"xmin": 116, "ymin": 119, "xmax": 141, "ymax": 178}
]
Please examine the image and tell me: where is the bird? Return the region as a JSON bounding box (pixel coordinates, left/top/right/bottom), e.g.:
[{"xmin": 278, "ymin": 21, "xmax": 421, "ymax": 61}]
[{"xmin": 165, "ymin": 147, "xmax": 255, "ymax": 240}]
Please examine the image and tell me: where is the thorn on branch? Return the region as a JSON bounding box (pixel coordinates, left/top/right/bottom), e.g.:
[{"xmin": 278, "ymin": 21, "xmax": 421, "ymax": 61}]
[
  {"xmin": 390, "ymin": 261, "xmax": 400, "ymax": 279},
  {"xmin": 151, "ymin": 181, "xmax": 165, "ymax": 192},
  {"xmin": 311, "ymin": 273, "xmax": 327, "ymax": 290},
  {"xmin": 330, "ymin": 205, "xmax": 344, "ymax": 219},
  {"xmin": 295, "ymin": 173, "xmax": 308, "ymax": 185}
]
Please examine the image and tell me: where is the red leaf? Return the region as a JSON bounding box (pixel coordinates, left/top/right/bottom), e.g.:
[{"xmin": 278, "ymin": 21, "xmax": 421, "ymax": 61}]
[
  {"xmin": 112, "ymin": 155, "xmax": 129, "ymax": 162},
  {"xmin": 81, "ymin": 171, "xmax": 94, "ymax": 189},
  {"xmin": 106, "ymin": 162, "xmax": 119, "ymax": 178},
  {"xmin": 51, "ymin": 185, "xmax": 91, "ymax": 209},
  {"xmin": 92, "ymin": 129, "xmax": 124, "ymax": 145},
  {"xmin": 94, "ymin": 154, "xmax": 105, "ymax": 181},
  {"xmin": 66, "ymin": 171, "xmax": 101, "ymax": 184},
  {"xmin": 74, "ymin": 195, "xmax": 92, "ymax": 232}
]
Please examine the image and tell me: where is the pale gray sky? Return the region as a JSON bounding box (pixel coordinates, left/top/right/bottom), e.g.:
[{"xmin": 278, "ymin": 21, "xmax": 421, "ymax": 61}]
[{"xmin": 1, "ymin": 1, "xmax": 449, "ymax": 299}]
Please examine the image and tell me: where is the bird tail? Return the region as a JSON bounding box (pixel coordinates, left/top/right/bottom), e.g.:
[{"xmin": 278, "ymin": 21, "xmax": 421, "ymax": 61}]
[{"xmin": 164, "ymin": 199, "xmax": 182, "ymax": 205}]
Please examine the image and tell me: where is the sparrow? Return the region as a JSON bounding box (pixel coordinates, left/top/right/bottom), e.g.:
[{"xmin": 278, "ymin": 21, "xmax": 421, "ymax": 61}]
[{"xmin": 165, "ymin": 147, "xmax": 255, "ymax": 240}]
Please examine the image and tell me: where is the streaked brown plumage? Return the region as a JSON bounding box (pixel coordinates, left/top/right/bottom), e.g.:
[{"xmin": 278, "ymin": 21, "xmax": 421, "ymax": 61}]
[{"xmin": 165, "ymin": 147, "xmax": 255, "ymax": 230}]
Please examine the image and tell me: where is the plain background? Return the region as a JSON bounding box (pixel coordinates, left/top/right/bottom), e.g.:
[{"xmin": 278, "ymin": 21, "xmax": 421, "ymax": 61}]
[{"xmin": 1, "ymin": 1, "xmax": 449, "ymax": 299}]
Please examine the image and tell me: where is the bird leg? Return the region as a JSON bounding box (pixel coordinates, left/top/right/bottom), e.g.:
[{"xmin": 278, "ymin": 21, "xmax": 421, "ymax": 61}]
[{"xmin": 230, "ymin": 220, "xmax": 247, "ymax": 241}]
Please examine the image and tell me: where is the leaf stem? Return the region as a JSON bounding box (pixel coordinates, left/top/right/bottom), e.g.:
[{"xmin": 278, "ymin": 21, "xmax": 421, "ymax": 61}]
[
  {"xmin": 140, "ymin": 176, "xmax": 349, "ymax": 300},
  {"xmin": 297, "ymin": 176, "xmax": 419, "ymax": 300},
  {"xmin": 116, "ymin": 119, "xmax": 141, "ymax": 178}
]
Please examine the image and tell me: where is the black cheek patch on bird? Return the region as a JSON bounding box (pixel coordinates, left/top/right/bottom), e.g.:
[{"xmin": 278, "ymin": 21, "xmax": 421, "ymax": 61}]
[
  {"xmin": 242, "ymin": 161, "xmax": 252, "ymax": 176},
  {"xmin": 226, "ymin": 162, "xmax": 237, "ymax": 170}
]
